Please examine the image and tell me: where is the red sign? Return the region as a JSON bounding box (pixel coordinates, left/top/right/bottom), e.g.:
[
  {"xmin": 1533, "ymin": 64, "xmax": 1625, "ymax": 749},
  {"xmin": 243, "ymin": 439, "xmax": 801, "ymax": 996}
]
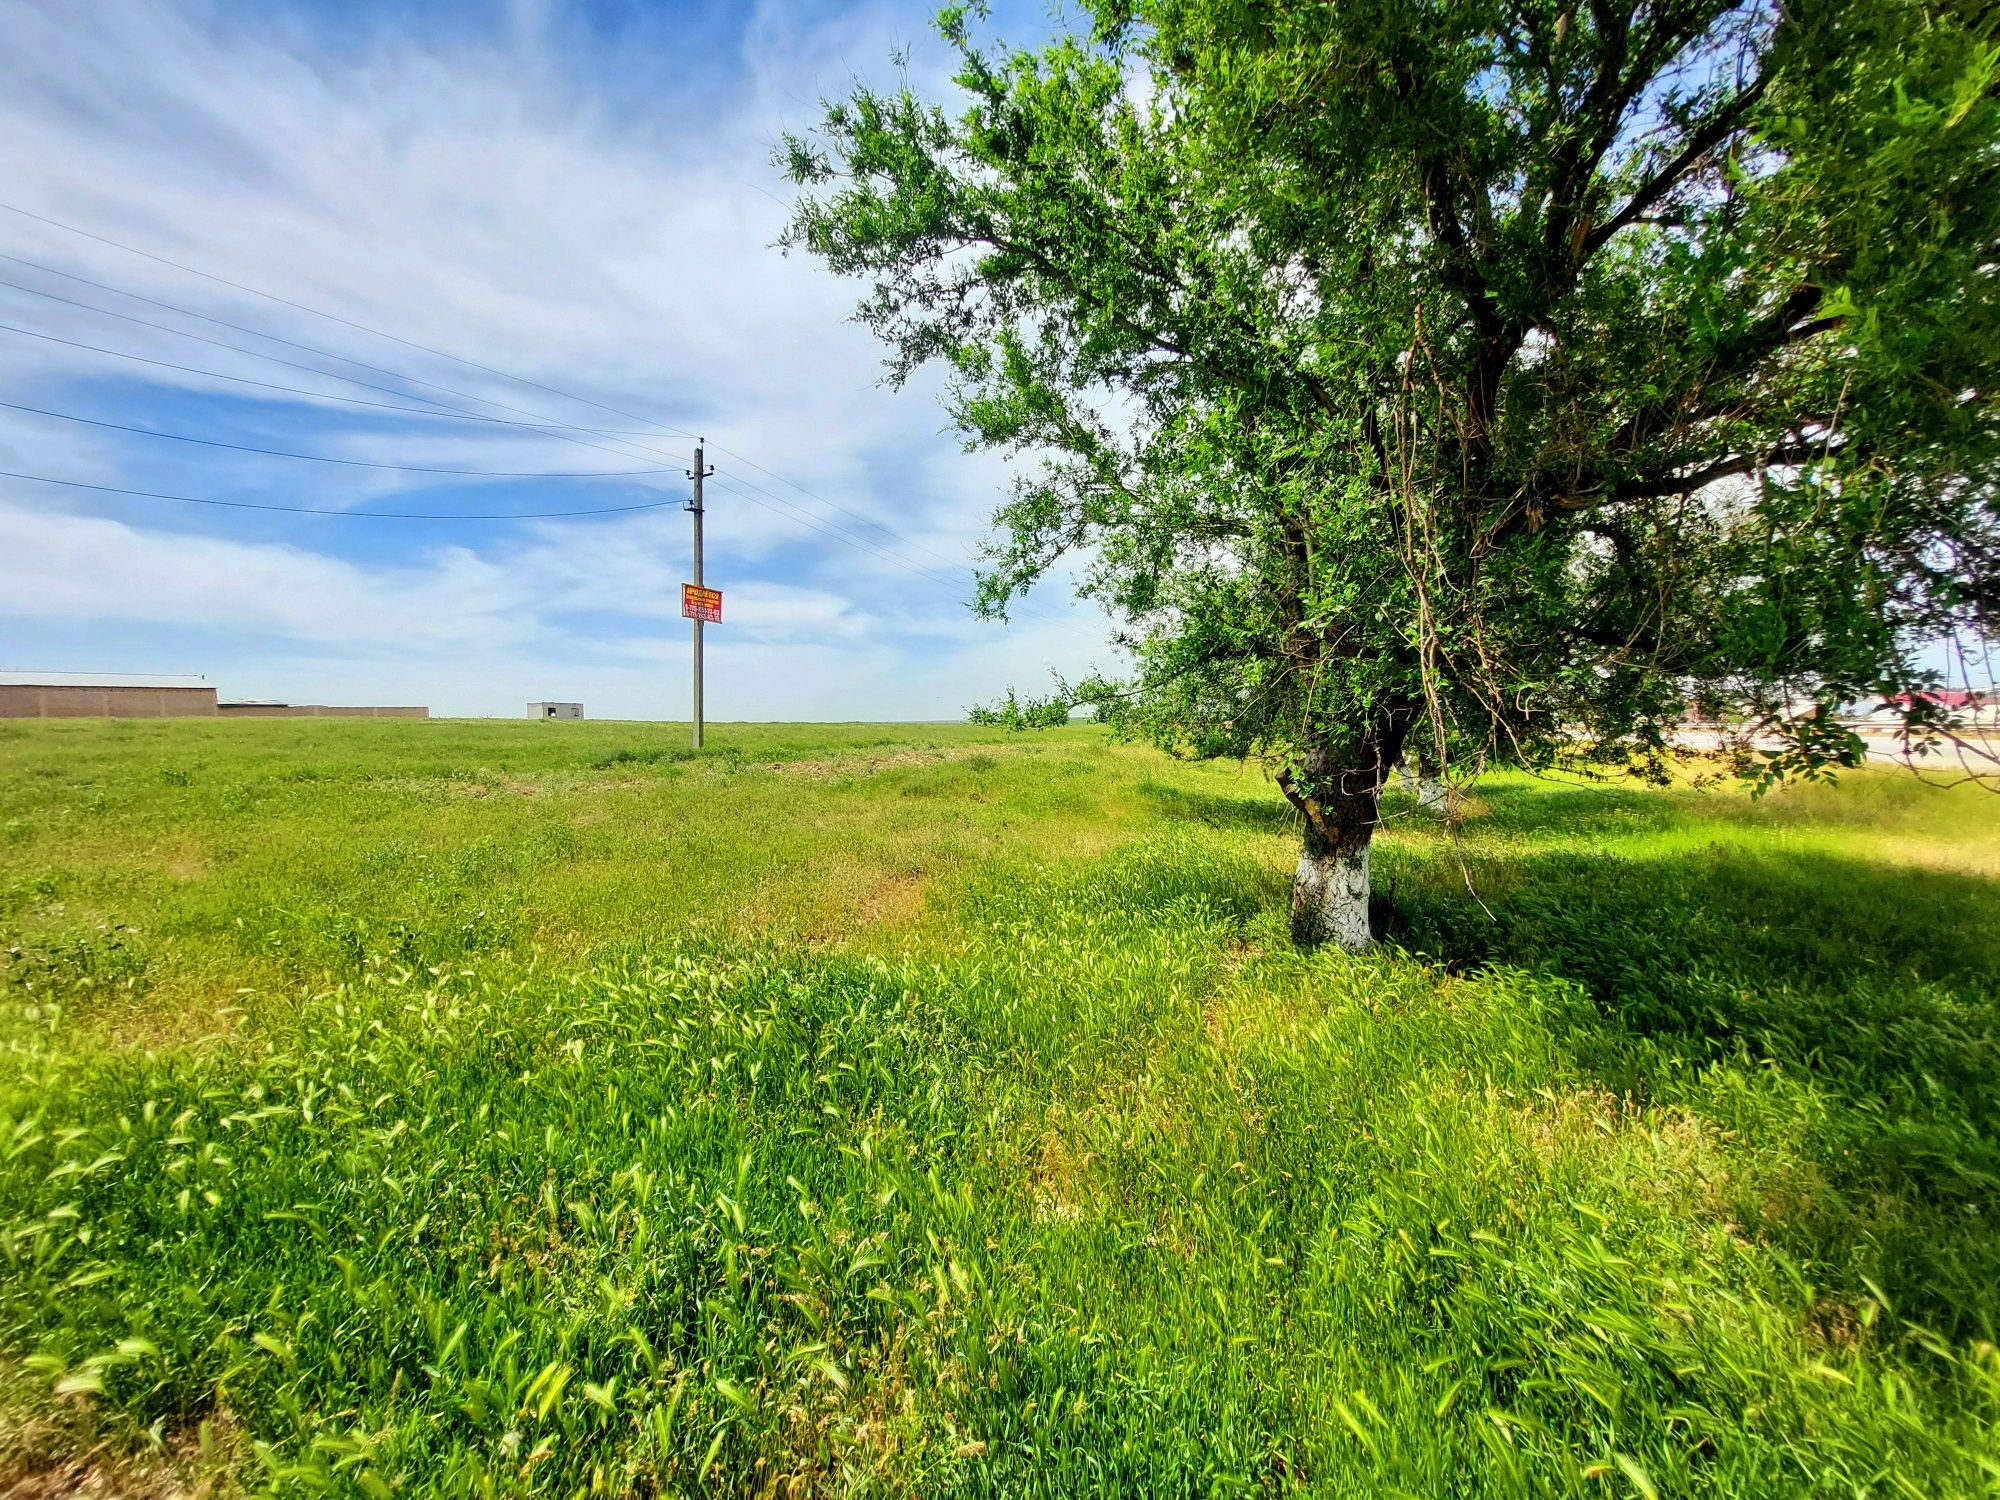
[{"xmin": 681, "ymin": 583, "xmax": 723, "ymax": 623}]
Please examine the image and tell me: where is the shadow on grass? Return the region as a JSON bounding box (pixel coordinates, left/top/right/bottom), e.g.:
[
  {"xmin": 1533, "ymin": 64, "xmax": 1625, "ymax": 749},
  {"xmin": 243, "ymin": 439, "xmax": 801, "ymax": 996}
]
[
  {"xmin": 1138, "ymin": 779, "xmax": 1292, "ymax": 833},
  {"xmin": 1378, "ymin": 832, "xmax": 2000, "ymax": 1339}
]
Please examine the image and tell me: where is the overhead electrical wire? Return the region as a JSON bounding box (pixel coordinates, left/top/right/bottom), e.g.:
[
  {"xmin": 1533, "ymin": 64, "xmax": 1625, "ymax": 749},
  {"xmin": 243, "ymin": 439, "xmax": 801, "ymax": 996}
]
[
  {"xmin": 0, "ymin": 274, "xmax": 556, "ymax": 426},
  {"xmin": 701, "ymin": 439, "xmax": 979, "ymax": 573},
  {"xmin": 0, "ymin": 397, "xmax": 676, "ymax": 478},
  {"xmin": 0, "ymin": 206, "xmax": 1072, "ymax": 619},
  {"xmin": 0, "ymin": 204, "xmax": 995, "ymax": 576},
  {"xmin": 0, "ymin": 262, "xmax": 967, "ymax": 568},
  {"xmin": 0, "ymin": 274, "xmax": 752, "ymax": 476},
  {"xmin": 0, "ymin": 463, "xmax": 1020, "ymax": 621},
  {"xmin": 0, "ymin": 200, "xmax": 703, "ymax": 439},
  {"xmin": 0, "ymin": 468, "xmax": 682, "ymax": 520},
  {"xmin": 0, "ymin": 250, "xmax": 684, "ymax": 438},
  {"xmin": 0, "ymin": 274, "xmax": 714, "ymax": 477},
  {"xmin": 0, "ymin": 233, "xmax": 995, "ymax": 579},
  {"xmin": 0, "ymin": 312, "xmax": 999, "ymax": 591},
  {"xmin": 0, "ymin": 285, "xmax": 1053, "ymax": 613},
  {"xmin": 0, "ymin": 668, "xmax": 205, "ymax": 678},
  {"xmin": 0, "ymin": 318, "xmax": 698, "ymax": 435},
  {"xmin": 705, "ymin": 474, "xmax": 983, "ymax": 599},
  {"xmin": 0, "ymin": 462, "xmax": 1021, "ymax": 623}
]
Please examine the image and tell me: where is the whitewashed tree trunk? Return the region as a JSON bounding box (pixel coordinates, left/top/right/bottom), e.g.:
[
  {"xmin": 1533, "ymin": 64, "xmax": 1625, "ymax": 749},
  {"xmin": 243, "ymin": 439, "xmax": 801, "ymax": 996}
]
[
  {"xmin": 1417, "ymin": 776, "xmax": 1447, "ymax": 813},
  {"xmin": 1280, "ymin": 743, "xmax": 1394, "ymax": 952},
  {"xmin": 1290, "ymin": 833, "xmax": 1372, "ymax": 952}
]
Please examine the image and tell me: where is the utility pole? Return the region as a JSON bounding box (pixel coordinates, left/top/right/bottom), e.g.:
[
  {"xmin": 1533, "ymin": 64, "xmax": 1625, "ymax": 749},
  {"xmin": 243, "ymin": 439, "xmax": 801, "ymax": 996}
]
[{"xmin": 685, "ymin": 443, "xmax": 714, "ymax": 749}]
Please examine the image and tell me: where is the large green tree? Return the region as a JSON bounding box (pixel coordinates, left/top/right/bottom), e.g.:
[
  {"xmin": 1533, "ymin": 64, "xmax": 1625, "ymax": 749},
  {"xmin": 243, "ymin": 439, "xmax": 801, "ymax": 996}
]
[{"xmin": 785, "ymin": 0, "xmax": 2000, "ymax": 949}]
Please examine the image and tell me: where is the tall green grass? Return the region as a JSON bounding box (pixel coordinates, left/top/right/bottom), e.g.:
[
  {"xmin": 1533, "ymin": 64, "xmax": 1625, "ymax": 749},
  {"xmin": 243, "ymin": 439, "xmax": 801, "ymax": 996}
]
[{"xmin": 1, "ymin": 721, "xmax": 1996, "ymax": 1495}]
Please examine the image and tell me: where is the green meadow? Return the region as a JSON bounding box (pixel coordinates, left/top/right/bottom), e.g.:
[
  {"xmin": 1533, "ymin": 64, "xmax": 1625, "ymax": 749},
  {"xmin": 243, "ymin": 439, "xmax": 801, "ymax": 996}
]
[{"xmin": 1, "ymin": 717, "xmax": 1995, "ymax": 1497}]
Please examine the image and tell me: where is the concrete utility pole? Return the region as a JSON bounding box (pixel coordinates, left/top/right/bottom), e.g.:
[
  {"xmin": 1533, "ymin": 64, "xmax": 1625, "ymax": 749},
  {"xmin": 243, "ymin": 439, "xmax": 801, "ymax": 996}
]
[{"xmin": 686, "ymin": 442, "xmax": 713, "ymax": 749}]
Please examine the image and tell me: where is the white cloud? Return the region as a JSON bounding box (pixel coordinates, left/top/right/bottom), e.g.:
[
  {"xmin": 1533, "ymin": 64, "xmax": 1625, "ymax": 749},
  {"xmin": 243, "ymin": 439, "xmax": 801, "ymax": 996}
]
[{"xmin": 0, "ymin": 498, "xmax": 526, "ymax": 650}]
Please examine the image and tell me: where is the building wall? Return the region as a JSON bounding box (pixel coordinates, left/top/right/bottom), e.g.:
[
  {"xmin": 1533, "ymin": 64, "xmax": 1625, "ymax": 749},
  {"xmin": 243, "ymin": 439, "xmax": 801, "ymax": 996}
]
[
  {"xmin": 0, "ymin": 684, "xmax": 219, "ymax": 718},
  {"xmin": 216, "ymin": 704, "xmax": 429, "ymax": 718}
]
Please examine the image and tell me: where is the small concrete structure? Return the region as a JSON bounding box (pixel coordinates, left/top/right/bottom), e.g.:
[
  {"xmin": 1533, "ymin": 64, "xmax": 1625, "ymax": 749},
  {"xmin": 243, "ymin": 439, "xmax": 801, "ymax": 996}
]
[{"xmin": 529, "ymin": 702, "xmax": 584, "ymax": 720}]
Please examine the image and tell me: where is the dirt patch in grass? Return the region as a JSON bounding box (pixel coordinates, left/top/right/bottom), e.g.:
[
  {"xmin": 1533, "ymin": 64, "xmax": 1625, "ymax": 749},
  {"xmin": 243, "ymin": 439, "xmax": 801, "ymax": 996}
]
[
  {"xmin": 156, "ymin": 843, "xmax": 206, "ymax": 883},
  {"xmin": 0, "ymin": 1457, "xmax": 190, "ymax": 1500},
  {"xmin": 57, "ymin": 989, "xmax": 250, "ymax": 1057},
  {"xmin": 0, "ymin": 1404, "xmax": 239, "ymax": 1500},
  {"xmin": 773, "ymin": 747, "xmax": 980, "ymax": 780},
  {"xmin": 856, "ymin": 870, "xmax": 929, "ymax": 928},
  {"xmin": 1501, "ymin": 1085, "xmax": 1746, "ymax": 1229},
  {"xmin": 1026, "ymin": 1125, "xmax": 1095, "ymax": 1225}
]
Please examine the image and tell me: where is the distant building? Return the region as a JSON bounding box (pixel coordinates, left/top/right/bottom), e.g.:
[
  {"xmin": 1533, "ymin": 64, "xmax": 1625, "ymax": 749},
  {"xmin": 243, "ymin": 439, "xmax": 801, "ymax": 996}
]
[
  {"xmin": 0, "ymin": 672, "xmax": 215, "ymax": 718},
  {"xmin": 529, "ymin": 702, "xmax": 584, "ymax": 720},
  {"xmin": 0, "ymin": 672, "xmax": 426, "ymax": 719},
  {"xmin": 1867, "ymin": 690, "xmax": 1993, "ymax": 725},
  {"xmin": 217, "ymin": 702, "xmax": 429, "ymax": 718}
]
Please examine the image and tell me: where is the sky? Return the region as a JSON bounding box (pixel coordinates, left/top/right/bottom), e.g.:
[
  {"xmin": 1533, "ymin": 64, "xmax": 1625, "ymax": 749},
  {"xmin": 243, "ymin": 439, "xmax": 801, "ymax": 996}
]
[{"xmin": 0, "ymin": 0, "xmax": 1116, "ymax": 720}]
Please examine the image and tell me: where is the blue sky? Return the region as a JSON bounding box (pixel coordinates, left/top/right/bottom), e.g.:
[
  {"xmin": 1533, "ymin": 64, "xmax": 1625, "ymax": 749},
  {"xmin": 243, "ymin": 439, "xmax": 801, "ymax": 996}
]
[{"xmin": 0, "ymin": 0, "xmax": 1112, "ymax": 719}]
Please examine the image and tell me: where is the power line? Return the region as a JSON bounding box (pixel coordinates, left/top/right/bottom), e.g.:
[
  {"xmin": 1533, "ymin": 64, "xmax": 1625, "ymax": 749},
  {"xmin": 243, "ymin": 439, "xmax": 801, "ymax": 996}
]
[
  {"xmin": 703, "ymin": 440, "xmax": 978, "ymax": 573},
  {"xmin": 0, "ymin": 208, "xmax": 1073, "ymax": 615},
  {"xmin": 700, "ymin": 458, "xmax": 1071, "ymax": 628},
  {"xmin": 703, "ymin": 452, "xmax": 981, "ymax": 573},
  {"xmin": 0, "ymin": 668, "xmax": 205, "ymax": 678},
  {"xmin": 704, "ymin": 473, "xmax": 973, "ymax": 596},
  {"xmin": 2, "ymin": 465, "xmax": 1068, "ymax": 622},
  {"xmin": 0, "ymin": 275, "xmax": 704, "ymax": 474},
  {"xmin": 0, "ymin": 272, "xmax": 1033, "ymax": 603},
  {"xmin": 698, "ymin": 479, "xmax": 1062, "ymax": 627},
  {"xmin": 0, "ymin": 241, "xmax": 990, "ymax": 584},
  {"xmin": 0, "ymin": 330, "xmax": 1026, "ymax": 597},
  {"xmin": 0, "ymin": 199, "xmax": 701, "ymax": 439},
  {"xmin": 0, "ymin": 205, "xmax": 986, "ymax": 574},
  {"xmin": 0, "ymin": 273, "xmax": 483, "ymax": 418},
  {"xmin": 0, "ymin": 397, "xmax": 676, "ymax": 478},
  {"xmin": 0, "ymin": 272, "xmax": 1006, "ymax": 595},
  {"xmin": 0, "ymin": 318, "xmax": 695, "ymax": 436},
  {"xmin": 0, "ymin": 250, "xmax": 692, "ymax": 443},
  {"xmin": 0, "ymin": 468, "xmax": 682, "ymax": 520},
  {"xmin": 697, "ymin": 474, "xmax": 974, "ymax": 591},
  {"xmin": 0, "ymin": 259, "xmax": 958, "ymax": 559}
]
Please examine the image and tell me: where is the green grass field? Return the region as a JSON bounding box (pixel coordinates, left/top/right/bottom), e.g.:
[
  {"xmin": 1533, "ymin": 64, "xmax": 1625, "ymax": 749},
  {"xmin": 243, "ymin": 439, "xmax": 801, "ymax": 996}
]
[{"xmin": 2, "ymin": 717, "xmax": 1996, "ymax": 1497}]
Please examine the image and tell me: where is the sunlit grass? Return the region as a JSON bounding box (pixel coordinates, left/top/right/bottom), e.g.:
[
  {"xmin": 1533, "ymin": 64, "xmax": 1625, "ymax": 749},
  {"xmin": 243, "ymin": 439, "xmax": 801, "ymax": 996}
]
[{"xmin": 2, "ymin": 719, "xmax": 1996, "ymax": 1495}]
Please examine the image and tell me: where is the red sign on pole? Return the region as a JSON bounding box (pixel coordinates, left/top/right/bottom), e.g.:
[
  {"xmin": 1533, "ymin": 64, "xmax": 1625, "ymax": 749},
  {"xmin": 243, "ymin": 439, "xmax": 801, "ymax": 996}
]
[{"xmin": 681, "ymin": 583, "xmax": 723, "ymax": 623}]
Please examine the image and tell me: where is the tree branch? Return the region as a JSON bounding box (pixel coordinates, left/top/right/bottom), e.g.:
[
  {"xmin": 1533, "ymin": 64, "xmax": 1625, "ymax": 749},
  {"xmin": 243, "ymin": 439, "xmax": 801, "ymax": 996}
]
[
  {"xmin": 1556, "ymin": 436, "xmax": 1844, "ymax": 511},
  {"xmin": 1581, "ymin": 74, "xmax": 1768, "ymax": 261}
]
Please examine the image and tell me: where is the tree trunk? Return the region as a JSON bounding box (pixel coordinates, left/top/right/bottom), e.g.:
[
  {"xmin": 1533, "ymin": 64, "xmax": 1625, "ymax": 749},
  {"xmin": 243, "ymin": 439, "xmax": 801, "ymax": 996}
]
[
  {"xmin": 1279, "ymin": 747, "xmax": 1391, "ymax": 952},
  {"xmin": 1414, "ymin": 750, "xmax": 1446, "ymax": 813},
  {"xmin": 1291, "ymin": 822, "xmax": 1373, "ymax": 951}
]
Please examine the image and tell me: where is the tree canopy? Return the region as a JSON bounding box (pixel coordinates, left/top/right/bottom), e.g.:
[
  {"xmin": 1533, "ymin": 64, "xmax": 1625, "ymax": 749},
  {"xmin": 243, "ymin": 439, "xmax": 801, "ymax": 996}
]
[{"xmin": 786, "ymin": 0, "xmax": 2000, "ymax": 946}]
